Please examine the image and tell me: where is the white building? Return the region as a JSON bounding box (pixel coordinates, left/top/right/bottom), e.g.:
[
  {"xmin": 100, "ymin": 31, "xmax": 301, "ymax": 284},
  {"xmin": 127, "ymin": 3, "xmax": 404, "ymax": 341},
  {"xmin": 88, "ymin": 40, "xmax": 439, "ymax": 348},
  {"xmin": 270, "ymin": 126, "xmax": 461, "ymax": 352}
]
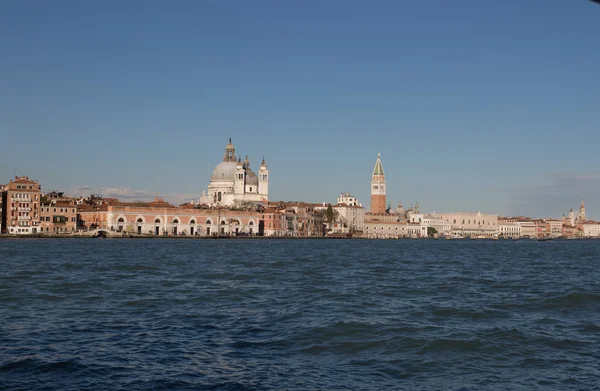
[
  {"xmin": 333, "ymin": 203, "xmax": 365, "ymax": 233},
  {"xmin": 582, "ymin": 222, "xmax": 600, "ymax": 237},
  {"xmin": 337, "ymin": 192, "xmax": 360, "ymax": 207},
  {"xmin": 498, "ymin": 221, "xmax": 521, "ymax": 238},
  {"xmin": 547, "ymin": 220, "xmax": 563, "ymax": 238},
  {"xmin": 437, "ymin": 212, "xmax": 498, "ymax": 237},
  {"xmin": 201, "ymin": 139, "xmax": 269, "ymax": 207}
]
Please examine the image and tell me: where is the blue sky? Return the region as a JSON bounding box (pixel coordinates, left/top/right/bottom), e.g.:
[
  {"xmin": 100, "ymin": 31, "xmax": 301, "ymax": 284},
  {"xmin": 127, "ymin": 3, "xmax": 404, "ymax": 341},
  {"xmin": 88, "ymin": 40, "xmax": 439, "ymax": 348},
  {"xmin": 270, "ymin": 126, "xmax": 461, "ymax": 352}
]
[{"xmin": 1, "ymin": 0, "xmax": 599, "ymax": 218}]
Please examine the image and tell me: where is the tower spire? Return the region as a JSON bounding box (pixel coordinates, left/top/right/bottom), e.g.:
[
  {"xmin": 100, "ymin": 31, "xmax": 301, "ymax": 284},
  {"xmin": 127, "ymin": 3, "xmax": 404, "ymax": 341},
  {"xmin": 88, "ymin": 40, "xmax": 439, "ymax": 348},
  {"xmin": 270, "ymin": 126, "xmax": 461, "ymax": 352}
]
[{"xmin": 371, "ymin": 153, "xmax": 387, "ymax": 214}]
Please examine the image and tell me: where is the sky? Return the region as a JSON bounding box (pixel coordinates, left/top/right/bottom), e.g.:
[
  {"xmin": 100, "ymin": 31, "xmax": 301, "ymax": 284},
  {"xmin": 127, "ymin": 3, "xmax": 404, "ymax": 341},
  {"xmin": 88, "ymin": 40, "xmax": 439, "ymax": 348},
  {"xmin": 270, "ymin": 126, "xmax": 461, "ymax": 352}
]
[{"xmin": 1, "ymin": 0, "xmax": 599, "ymax": 219}]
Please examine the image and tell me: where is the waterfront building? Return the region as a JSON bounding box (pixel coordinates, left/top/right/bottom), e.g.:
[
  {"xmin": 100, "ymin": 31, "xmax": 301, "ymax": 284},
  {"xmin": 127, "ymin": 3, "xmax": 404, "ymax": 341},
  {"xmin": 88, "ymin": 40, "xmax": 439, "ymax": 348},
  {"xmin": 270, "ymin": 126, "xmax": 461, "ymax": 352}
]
[
  {"xmin": 39, "ymin": 202, "xmax": 77, "ymax": 234},
  {"xmin": 436, "ymin": 212, "xmax": 498, "ymax": 237},
  {"xmin": 370, "ymin": 153, "xmax": 386, "ymax": 214},
  {"xmin": 78, "ymin": 198, "xmax": 261, "ymax": 236},
  {"xmin": 498, "ymin": 219, "xmax": 522, "ymax": 238},
  {"xmin": 283, "ymin": 202, "xmax": 326, "ymax": 237},
  {"xmin": 337, "ymin": 192, "xmax": 360, "ymax": 207},
  {"xmin": 547, "ymin": 219, "xmax": 563, "ymax": 238},
  {"xmin": 582, "ymin": 221, "xmax": 600, "ymax": 237},
  {"xmin": 1, "ymin": 176, "xmax": 42, "ymax": 235},
  {"xmin": 534, "ymin": 219, "xmax": 550, "ymax": 238},
  {"xmin": 562, "ymin": 224, "xmax": 576, "ymax": 239},
  {"xmin": 333, "ymin": 203, "xmax": 365, "ymax": 233},
  {"xmin": 200, "ymin": 139, "xmax": 269, "ymax": 207},
  {"xmin": 503, "ymin": 217, "xmax": 536, "ymax": 238},
  {"xmin": 422, "ymin": 214, "xmax": 451, "ymax": 236}
]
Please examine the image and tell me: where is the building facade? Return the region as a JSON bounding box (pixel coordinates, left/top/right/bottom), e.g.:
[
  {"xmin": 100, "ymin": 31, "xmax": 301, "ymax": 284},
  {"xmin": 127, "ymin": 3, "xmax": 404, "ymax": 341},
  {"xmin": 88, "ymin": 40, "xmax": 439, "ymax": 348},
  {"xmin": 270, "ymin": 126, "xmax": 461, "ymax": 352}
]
[
  {"xmin": 498, "ymin": 220, "xmax": 522, "ymax": 238},
  {"xmin": 39, "ymin": 202, "xmax": 78, "ymax": 234},
  {"xmin": 1, "ymin": 176, "xmax": 42, "ymax": 234},
  {"xmin": 582, "ymin": 222, "xmax": 600, "ymax": 238},
  {"xmin": 78, "ymin": 200, "xmax": 261, "ymax": 236},
  {"xmin": 436, "ymin": 212, "xmax": 498, "ymax": 237},
  {"xmin": 333, "ymin": 203, "xmax": 365, "ymax": 233}
]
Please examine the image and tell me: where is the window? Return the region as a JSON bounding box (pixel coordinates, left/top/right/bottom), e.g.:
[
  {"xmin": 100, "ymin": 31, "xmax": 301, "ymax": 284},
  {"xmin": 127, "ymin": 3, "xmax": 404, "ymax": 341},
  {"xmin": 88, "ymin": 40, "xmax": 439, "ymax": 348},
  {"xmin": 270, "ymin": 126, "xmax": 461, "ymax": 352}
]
[
  {"xmin": 190, "ymin": 220, "xmax": 195, "ymax": 225},
  {"xmin": 155, "ymin": 219, "xmax": 161, "ymax": 224},
  {"xmin": 249, "ymin": 187, "xmax": 252, "ymax": 192},
  {"xmin": 217, "ymin": 192, "xmax": 222, "ymax": 202},
  {"xmin": 137, "ymin": 218, "xmax": 143, "ymax": 223},
  {"xmin": 173, "ymin": 219, "xmax": 179, "ymax": 224},
  {"xmin": 206, "ymin": 220, "xmax": 211, "ymax": 225}
]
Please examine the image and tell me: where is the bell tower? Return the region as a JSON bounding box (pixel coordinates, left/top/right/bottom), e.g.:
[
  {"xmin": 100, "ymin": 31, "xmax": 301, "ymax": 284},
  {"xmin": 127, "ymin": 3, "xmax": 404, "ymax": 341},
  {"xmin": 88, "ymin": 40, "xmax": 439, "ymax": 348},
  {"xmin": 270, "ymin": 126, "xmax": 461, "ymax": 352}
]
[
  {"xmin": 259, "ymin": 157, "xmax": 269, "ymax": 201},
  {"xmin": 580, "ymin": 199, "xmax": 586, "ymax": 221},
  {"xmin": 234, "ymin": 158, "xmax": 245, "ymax": 195},
  {"xmin": 371, "ymin": 153, "xmax": 386, "ymax": 214}
]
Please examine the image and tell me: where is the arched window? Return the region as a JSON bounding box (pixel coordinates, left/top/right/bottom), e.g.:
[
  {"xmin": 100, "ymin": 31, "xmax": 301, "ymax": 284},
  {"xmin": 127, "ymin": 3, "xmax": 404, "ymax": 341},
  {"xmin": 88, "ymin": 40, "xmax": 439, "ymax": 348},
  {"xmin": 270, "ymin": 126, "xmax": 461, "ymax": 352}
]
[
  {"xmin": 155, "ymin": 219, "xmax": 161, "ymax": 224},
  {"xmin": 118, "ymin": 218, "xmax": 125, "ymax": 223},
  {"xmin": 221, "ymin": 220, "xmax": 226, "ymax": 225},
  {"xmin": 173, "ymin": 219, "xmax": 179, "ymax": 224},
  {"xmin": 217, "ymin": 192, "xmax": 222, "ymax": 202},
  {"xmin": 249, "ymin": 221, "xmax": 254, "ymax": 226},
  {"xmin": 137, "ymin": 218, "xmax": 143, "ymax": 224},
  {"xmin": 206, "ymin": 220, "xmax": 211, "ymax": 225},
  {"xmin": 190, "ymin": 220, "xmax": 196, "ymax": 225}
]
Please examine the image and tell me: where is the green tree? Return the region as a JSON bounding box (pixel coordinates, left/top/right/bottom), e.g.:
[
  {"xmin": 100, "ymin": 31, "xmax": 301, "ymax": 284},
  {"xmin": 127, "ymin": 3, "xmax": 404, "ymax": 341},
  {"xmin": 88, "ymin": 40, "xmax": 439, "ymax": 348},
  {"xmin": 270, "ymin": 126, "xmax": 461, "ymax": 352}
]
[
  {"xmin": 427, "ymin": 227, "xmax": 438, "ymax": 238},
  {"xmin": 326, "ymin": 204, "xmax": 334, "ymax": 223}
]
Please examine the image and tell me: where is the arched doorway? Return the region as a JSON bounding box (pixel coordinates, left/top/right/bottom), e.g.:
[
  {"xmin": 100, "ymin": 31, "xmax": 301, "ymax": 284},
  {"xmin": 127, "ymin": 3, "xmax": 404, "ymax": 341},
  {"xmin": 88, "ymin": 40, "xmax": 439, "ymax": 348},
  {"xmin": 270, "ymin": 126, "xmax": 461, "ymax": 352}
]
[
  {"xmin": 154, "ymin": 218, "xmax": 161, "ymax": 235},
  {"xmin": 117, "ymin": 217, "xmax": 125, "ymax": 232},
  {"xmin": 249, "ymin": 220, "xmax": 255, "ymax": 235},
  {"xmin": 137, "ymin": 218, "xmax": 143, "ymax": 234},
  {"xmin": 190, "ymin": 219, "xmax": 196, "ymax": 236},
  {"xmin": 172, "ymin": 219, "xmax": 179, "ymax": 235},
  {"xmin": 206, "ymin": 220, "xmax": 211, "ymax": 236}
]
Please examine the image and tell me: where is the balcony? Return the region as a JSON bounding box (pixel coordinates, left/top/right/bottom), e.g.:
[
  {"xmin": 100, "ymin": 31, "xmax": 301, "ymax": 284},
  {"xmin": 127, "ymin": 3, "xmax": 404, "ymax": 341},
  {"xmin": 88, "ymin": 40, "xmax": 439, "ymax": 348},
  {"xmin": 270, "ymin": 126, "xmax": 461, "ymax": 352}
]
[
  {"xmin": 18, "ymin": 207, "xmax": 31, "ymax": 212},
  {"xmin": 18, "ymin": 216, "xmax": 31, "ymax": 221}
]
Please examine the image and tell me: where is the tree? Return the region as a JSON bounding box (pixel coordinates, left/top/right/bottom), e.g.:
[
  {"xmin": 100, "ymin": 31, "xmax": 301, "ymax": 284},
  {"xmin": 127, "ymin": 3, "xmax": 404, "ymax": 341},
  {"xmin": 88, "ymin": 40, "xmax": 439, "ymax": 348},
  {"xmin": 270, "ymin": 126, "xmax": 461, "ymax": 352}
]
[
  {"xmin": 427, "ymin": 227, "xmax": 438, "ymax": 238},
  {"xmin": 326, "ymin": 203, "xmax": 334, "ymax": 223}
]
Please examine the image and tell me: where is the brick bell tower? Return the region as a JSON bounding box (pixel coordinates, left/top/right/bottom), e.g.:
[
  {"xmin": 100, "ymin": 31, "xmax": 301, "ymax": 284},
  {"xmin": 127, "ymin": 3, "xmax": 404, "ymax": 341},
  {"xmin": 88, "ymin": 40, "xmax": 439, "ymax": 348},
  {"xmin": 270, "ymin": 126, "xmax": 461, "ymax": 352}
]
[{"xmin": 371, "ymin": 153, "xmax": 387, "ymax": 214}]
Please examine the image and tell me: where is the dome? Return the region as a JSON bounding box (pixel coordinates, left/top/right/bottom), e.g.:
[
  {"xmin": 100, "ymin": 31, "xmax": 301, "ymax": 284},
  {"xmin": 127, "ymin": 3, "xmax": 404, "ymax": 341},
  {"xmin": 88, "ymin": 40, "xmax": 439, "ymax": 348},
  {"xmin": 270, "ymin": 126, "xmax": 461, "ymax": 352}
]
[
  {"xmin": 211, "ymin": 161, "xmax": 238, "ymax": 182},
  {"xmin": 246, "ymin": 169, "xmax": 258, "ymax": 186}
]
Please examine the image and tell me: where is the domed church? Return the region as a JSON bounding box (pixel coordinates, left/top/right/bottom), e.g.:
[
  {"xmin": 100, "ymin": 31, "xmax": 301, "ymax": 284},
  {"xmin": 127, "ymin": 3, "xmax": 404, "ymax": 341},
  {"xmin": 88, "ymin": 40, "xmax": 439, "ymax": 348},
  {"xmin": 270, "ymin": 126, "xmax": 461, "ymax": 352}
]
[{"xmin": 203, "ymin": 138, "xmax": 269, "ymax": 207}]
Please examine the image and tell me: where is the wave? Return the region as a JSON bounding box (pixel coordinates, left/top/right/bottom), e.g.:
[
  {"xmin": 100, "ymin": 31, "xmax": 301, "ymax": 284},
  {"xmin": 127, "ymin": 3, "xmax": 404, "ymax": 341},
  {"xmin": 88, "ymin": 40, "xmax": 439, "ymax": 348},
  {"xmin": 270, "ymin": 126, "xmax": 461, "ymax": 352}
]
[{"xmin": 543, "ymin": 291, "xmax": 600, "ymax": 309}]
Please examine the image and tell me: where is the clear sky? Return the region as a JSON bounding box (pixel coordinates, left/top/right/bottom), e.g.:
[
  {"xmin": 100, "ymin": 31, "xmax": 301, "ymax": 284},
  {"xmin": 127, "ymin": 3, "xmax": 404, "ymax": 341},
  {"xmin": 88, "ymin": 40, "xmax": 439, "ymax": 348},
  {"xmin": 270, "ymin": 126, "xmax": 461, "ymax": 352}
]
[{"xmin": 1, "ymin": 0, "xmax": 599, "ymax": 219}]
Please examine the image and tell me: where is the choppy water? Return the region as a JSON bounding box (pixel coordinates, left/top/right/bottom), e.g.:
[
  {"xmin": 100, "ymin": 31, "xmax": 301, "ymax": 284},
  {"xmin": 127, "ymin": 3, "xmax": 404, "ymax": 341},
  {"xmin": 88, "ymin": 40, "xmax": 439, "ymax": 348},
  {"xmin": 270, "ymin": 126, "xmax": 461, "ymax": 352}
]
[{"xmin": 1, "ymin": 239, "xmax": 599, "ymax": 390}]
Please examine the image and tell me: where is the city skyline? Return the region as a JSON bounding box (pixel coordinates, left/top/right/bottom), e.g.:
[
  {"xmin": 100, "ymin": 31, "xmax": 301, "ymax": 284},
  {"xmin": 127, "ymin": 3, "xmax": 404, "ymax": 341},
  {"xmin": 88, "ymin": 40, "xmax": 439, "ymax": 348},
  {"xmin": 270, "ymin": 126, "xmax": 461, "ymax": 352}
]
[{"xmin": 1, "ymin": 1, "xmax": 599, "ymax": 218}]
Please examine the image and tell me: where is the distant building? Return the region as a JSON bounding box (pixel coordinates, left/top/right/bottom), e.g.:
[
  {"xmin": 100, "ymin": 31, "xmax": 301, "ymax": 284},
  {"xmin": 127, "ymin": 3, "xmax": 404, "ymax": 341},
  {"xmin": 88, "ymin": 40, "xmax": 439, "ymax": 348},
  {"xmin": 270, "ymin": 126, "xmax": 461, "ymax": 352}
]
[
  {"xmin": 78, "ymin": 199, "xmax": 261, "ymax": 236},
  {"xmin": 1, "ymin": 176, "xmax": 42, "ymax": 234},
  {"xmin": 498, "ymin": 219, "xmax": 522, "ymax": 238},
  {"xmin": 436, "ymin": 212, "xmax": 498, "ymax": 237},
  {"xmin": 333, "ymin": 203, "xmax": 365, "ymax": 233},
  {"xmin": 547, "ymin": 219, "xmax": 563, "ymax": 238},
  {"xmin": 200, "ymin": 139, "xmax": 269, "ymax": 207},
  {"xmin": 337, "ymin": 192, "xmax": 360, "ymax": 207},
  {"xmin": 39, "ymin": 202, "xmax": 77, "ymax": 234},
  {"xmin": 582, "ymin": 221, "xmax": 600, "ymax": 237}
]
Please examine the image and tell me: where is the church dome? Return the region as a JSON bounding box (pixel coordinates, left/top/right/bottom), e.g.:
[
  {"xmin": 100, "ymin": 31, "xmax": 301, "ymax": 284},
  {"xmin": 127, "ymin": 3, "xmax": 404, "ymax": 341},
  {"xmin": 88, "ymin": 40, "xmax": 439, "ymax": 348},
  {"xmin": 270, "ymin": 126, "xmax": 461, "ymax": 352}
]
[
  {"xmin": 246, "ymin": 169, "xmax": 258, "ymax": 186},
  {"xmin": 211, "ymin": 161, "xmax": 238, "ymax": 182}
]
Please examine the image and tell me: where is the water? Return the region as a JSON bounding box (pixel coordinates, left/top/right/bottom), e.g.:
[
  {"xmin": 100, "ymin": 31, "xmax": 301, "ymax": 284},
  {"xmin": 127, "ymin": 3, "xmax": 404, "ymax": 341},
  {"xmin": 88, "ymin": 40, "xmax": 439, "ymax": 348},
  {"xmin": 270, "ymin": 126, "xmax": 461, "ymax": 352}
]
[{"xmin": 1, "ymin": 239, "xmax": 599, "ymax": 390}]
